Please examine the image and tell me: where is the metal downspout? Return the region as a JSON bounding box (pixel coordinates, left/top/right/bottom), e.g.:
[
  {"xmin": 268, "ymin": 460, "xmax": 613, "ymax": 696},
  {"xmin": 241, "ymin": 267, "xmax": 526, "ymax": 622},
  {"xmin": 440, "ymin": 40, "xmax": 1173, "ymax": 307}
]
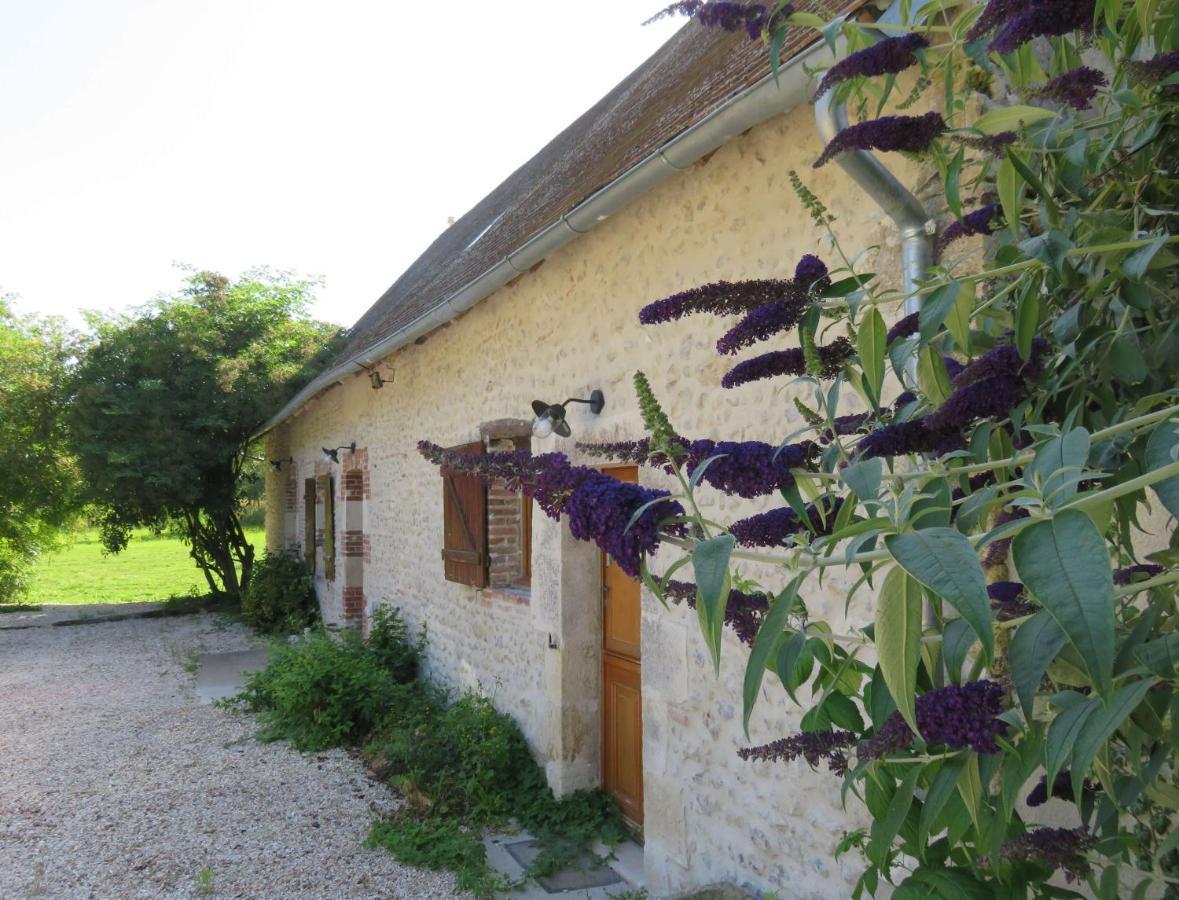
[{"xmin": 812, "ymin": 2, "xmax": 935, "ymax": 320}]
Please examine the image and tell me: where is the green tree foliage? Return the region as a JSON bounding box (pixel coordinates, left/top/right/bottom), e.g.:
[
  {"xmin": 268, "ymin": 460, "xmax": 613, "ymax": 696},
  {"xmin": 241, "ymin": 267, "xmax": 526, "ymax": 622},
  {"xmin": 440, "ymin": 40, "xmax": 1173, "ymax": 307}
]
[
  {"xmin": 0, "ymin": 298, "xmax": 80, "ymax": 601},
  {"xmin": 69, "ymin": 270, "xmax": 341, "ymax": 597}
]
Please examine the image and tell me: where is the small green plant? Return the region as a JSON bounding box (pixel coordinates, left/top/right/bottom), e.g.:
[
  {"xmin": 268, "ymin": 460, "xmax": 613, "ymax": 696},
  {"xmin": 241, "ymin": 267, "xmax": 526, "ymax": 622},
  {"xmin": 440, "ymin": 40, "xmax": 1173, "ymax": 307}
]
[
  {"xmin": 239, "ymin": 552, "xmax": 317, "ymax": 634},
  {"xmin": 366, "ymin": 817, "xmax": 514, "ymax": 897},
  {"xmin": 195, "ymin": 865, "xmax": 214, "ymax": 897},
  {"xmin": 366, "ymin": 605, "xmax": 424, "ymax": 683}
]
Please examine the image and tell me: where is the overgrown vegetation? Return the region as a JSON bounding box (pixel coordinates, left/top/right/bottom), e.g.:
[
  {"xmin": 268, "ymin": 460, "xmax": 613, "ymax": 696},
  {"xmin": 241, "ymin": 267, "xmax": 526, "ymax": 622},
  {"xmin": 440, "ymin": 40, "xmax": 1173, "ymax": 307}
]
[
  {"xmin": 0, "ymin": 298, "xmax": 80, "ymax": 604},
  {"xmin": 69, "ymin": 269, "xmax": 342, "ymax": 598},
  {"xmin": 239, "ymin": 552, "xmax": 318, "ymax": 634},
  {"xmin": 233, "ymin": 608, "xmax": 625, "ymax": 898}
]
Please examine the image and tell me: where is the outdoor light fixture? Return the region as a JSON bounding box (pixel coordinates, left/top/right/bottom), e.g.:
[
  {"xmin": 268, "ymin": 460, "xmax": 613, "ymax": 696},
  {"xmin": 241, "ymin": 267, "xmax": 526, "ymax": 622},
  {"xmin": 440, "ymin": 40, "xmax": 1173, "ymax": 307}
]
[
  {"xmin": 269, "ymin": 457, "xmax": 294, "ymax": 472},
  {"xmin": 530, "ymin": 390, "xmax": 605, "ymax": 439},
  {"xmin": 360, "ymin": 363, "xmax": 390, "ymax": 390},
  {"xmin": 322, "ymin": 442, "xmax": 356, "ymax": 464}
]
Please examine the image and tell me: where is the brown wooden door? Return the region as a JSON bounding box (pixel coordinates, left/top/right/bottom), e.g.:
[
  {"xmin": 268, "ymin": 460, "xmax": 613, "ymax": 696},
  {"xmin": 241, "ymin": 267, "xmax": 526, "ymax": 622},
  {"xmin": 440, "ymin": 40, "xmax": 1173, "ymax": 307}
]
[{"xmin": 601, "ymin": 466, "xmax": 643, "ymax": 826}]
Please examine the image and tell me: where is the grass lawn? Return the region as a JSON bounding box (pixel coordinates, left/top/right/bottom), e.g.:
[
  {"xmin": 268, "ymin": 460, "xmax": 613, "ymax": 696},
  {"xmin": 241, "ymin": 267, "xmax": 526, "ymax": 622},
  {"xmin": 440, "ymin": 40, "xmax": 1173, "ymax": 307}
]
[{"xmin": 25, "ymin": 527, "xmax": 265, "ymax": 605}]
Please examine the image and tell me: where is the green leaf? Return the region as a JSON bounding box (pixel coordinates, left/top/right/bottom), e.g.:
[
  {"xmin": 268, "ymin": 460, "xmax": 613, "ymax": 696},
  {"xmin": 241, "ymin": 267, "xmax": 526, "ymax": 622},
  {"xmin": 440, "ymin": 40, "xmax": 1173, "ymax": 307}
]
[
  {"xmin": 1025, "ymin": 427, "xmax": 1091, "ymax": 506},
  {"xmin": 1009, "ymin": 610, "xmax": 1067, "ymax": 718},
  {"xmin": 824, "ymin": 691, "xmax": 866, "ymax": 732},
  {"xmin": 1046, "ymin": 694, "xmax": 1098, "ymax": 788},
  {"xmin": 1145, "ymin": 416, "xmax": 1179, "ymax": 519},
  {"xmin": 692, "ymin": 534, "xmax": 736, "ymax": 676},
  {"xmin": 775, "ymin": 629, "xmax": 811, "ymax": 704},
  {"xmin": 956, "ymin": 753, "xmax": 984, "ymax": 835},
  {"xmin": 886, "ymin": 528, "xmax": 993, "ymax": 664},
  {"xmin": 972, "ymin": 104, "xmax": 1056, "ymax": 134},
  {"xmin": 875, "ymin": 567, "xmax": 924, "ymax": 732},
  {"xmin": 1014, "ymin": 290, "xmax": 1040, "ymax": 361},
  {"xmin": 1069, "ymin": 680, "xmax": 1154, "ymax": 800},
  {"xmin": 858, "ymin": 307, "xmax": 887, "ymax": 410},
  {"xmin": 918, "ymin": 757, "xmax": 967, "ymax": 848},
  {"xmin": 942, "ymin": 617, "xmax": 977, "ymax": 685},
  {"xmin": 867, "ymin": 764, "xmax": 922, "ymax": 863},
  {"xmin": 896, "ymin": 866, "xmax": 994, "ymax": 900},
  {"xmin": 1120, "ymin": 233, "xmax": 1169, "ymax": 281},
  {"xmin": 945, "ymin": 149, "xmax": 965, "ymax": 220},
  {"xmin": 919, "ymin": 281, "xmax": 963, "ymax": 345},
  {"xmin": 997, "ymin": 156, "xmax": 1023, "ymax": 240},
  {"xmin": 1110, "ymin": 333, "xmax": 1148, "ymax": 385},
  {"xmin": 1013, "ymin": 511, "xmax": 1116, "ymax": 695},
  {"xmin": 945, "ymin": 281, "xmax": 974, "ymax": 356},
  {"xmin": 1019, "ymin": 230, "xmax": 1074, "ymax": 273},
  {"xmin": 1136, "ymin": 634, "xmax": 1179, "ymax": 678},
  {"xmin": 917, "ymin": 348, "xmax": 953, "ymax": 406},
  {"xmin": 743, "ymin": 576, "xmax": 803, "ymax": 736},
  {"xmin": 841, "ymin": 458, "xmax": 883, "ymax": 504}
]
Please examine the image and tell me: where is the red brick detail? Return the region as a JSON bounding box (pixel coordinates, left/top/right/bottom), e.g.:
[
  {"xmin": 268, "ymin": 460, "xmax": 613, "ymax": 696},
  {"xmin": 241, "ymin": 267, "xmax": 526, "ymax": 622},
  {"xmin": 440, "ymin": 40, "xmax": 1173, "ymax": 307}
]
[
  {"xmin": 487, "ymin": 479, "xmax": 526, "ymax": 588},
  {"xmin": 363, "ymin": 535, "xmax": 372, "ymax": 564},
  {"xmin": 343, "ymin": 470, "xmax": 365, "ymax": 502},
  {"xmin": 342, "ymin": 530, "xmax": 365, "ymax": 558},
  {"xmin": 342, "ymin": 586, "xmax": 365, "ymax": 618}
]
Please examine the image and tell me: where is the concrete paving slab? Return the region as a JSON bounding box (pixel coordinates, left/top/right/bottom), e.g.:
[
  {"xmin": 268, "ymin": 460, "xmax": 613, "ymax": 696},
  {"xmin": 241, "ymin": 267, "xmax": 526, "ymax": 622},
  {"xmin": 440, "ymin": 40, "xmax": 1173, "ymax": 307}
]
[
  {"xmin": 195, "ymin": 648, "xmax": 270, "ymax": 703},
  {"xmin": 484, "ymin": 831, "xmax": 642, "ymax": 899}
]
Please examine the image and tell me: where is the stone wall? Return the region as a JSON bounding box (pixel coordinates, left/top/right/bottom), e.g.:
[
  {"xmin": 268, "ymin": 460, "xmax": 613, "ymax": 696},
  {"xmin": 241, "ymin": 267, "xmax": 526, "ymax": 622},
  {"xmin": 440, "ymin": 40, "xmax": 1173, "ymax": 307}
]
[{"xmin": 265, "ymin": 99, "xmax": 932, "ymax": 897}]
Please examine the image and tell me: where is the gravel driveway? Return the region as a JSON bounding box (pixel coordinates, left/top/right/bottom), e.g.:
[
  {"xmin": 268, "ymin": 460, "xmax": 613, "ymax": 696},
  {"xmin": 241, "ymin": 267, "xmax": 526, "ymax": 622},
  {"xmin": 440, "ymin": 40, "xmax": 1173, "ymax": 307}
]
[{"xmin": 0, "ymin": 612, "xmax": 466, "ymax": 900}]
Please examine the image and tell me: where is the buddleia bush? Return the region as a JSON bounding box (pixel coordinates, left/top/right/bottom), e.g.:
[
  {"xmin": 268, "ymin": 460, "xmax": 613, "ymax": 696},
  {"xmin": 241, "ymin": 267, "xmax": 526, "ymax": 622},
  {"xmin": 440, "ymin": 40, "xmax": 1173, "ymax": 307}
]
[{"xmin": 420, "ymin": 0, "xmax": 1179, "ymax": 895}]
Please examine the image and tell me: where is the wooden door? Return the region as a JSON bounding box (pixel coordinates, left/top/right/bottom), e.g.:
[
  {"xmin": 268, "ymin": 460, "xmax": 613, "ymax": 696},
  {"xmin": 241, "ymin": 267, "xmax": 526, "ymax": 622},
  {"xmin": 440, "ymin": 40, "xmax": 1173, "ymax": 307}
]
[{"xmin": 601, "ymin": 466, "xmax": 643, "ymax": 826}]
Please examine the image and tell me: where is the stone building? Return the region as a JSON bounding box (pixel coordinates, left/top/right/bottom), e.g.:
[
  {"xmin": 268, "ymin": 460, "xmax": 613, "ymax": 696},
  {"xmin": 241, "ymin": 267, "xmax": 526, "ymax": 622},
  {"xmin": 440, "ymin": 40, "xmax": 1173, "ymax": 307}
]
[{"xmin": 260, "ymin": 5, "xmax": 926, "ymax": 895}]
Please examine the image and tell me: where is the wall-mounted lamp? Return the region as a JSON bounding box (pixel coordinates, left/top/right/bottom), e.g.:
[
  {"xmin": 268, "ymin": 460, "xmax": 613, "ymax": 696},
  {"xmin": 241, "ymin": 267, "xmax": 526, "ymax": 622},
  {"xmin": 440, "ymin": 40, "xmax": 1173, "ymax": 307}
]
[
  {"xmin": 322, "ymin": 442, "xmax": 356, "ymax": 464},
  {"xmin": 269, "ymin": 456, "xmax": 294, "ymax": 472},
  {"xmin": 530, "ymin": 390, "xmax": 605, "ymax": 439},
  {"xmin": 360, "ymin": 363, "xmax": 390, "ymax": 390}
]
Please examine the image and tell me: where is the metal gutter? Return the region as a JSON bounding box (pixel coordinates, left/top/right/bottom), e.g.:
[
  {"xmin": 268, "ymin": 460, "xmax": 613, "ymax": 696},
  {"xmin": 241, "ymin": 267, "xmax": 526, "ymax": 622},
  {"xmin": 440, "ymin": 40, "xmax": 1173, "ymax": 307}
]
[{"xmin": 258, "ymin": 37, "xmax": 835, "ymax": 436}]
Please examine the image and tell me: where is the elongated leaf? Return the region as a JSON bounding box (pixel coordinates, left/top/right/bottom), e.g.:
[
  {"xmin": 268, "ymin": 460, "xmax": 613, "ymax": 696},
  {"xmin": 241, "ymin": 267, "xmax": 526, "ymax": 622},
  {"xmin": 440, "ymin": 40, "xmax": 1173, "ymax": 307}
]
[
  {"xmin": 743, "ymin": 576, "xmax": 803, "ymax": 736},
  {"xmin": 1009, "ymin": 610, "xmax": 1067, "ymax": 718},
  {"xmin": 1015, "ymin": 290, "xmax": 1039, "ymax": 361},
  {"xmin": 1046, "ymin": 695, "xmax": 1098, "ymax": 788},
  {"xmin": 919, "ymin": 281, "xmax": 963, "ymax": 345},
  {"xmin": 887, "ymin": 528, "xmax": 993, "ymax": 663},
  {"xmin": 841, "ymin": 458, "xmax": 883, "ymax": 504},
  {"xmin": 1146, "ymin": 417, "xmax": 1179, "ymax": 520},
  {"xmin": 945, "ymin": 281, "xmax": 974, "ymax": 355},
  {"xmin": 945, "ymin": 148, "xmax": 965, "ymax": 220},
  {"xmin": 775, "ymin": 629, "xmax": 810, "ymax": 704},
  {"xmin": 918, "ymin": 757, "xmax": 967, "ymax": 848},
  {"xmin": 918, "ymin": 348, "xmax": 952, "ymax": 406},
  {"xmin": 859, "ymin": 307, "xmax": 886, "ymax": 410},
  {"xmin": 1121, "ymin": 233, "xmax": 1168, "ymax": 281},
  {"xmin": 875, "ymin": 567, "xmax": 924, "ymax": 732},
  {"xmin": 692, "ymin": 534, "xmax": 735, "ymax": 675},
  {"xmin": 1070, "ymin": 679, "xmax": 1153, "ymax": 799},
  {"xmin": 972, "ymin": 104, "xmax": 1056, "ymax": 133},
  {"xmin": 1025, "ymin": 427, "xmax": 1090, "ymax": 505},
  {"xmin": 1137, "ymin": 634, "xmax": 1179, "ymax": 678},
  {"xmin": 997, "ymin": 155, "xmax": 1023, "ymax": 240},
  {"xmin": 942, "ymin": 617, "xmax": 977, "ymax": 685},
  {"xmin": 867, "ymin": 764, "xmax": 922, "ymax": 863},
  {"xmin": 956, "ymin": 753, "xmax": 983, "ymax": 835},
  {"xmin": 1013, "ymin": 511, "xmax": 1116, "ymax": 695}
]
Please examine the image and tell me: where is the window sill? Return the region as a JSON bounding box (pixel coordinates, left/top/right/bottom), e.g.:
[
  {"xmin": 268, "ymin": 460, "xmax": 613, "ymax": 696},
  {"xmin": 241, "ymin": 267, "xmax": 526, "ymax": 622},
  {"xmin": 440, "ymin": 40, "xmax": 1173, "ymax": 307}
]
[{"xmin": 481, "ymin": 585, "xmax": 531, "ymax": 606}]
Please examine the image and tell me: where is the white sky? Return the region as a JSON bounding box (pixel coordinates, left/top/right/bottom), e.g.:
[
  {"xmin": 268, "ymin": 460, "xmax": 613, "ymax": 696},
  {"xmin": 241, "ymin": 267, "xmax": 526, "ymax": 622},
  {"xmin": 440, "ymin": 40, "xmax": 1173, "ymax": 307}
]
[{"xmin": 0, "ymin": 1, "xmax": 682, "ymax": 328}]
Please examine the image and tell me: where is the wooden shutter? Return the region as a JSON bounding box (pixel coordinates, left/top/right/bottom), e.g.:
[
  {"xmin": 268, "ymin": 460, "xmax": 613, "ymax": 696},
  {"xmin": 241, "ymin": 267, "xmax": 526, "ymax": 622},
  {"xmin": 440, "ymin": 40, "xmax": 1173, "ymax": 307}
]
[
  {"xmin": 303, "ymin": 478, "xmax": 316, "ymax": 572},
  {"xmin": 319, "ymin": 474, "xmax": 336, "ymax": 581},
  {"xmin": 440, "ymin": 441, "xmax": 488, "ymax": 587}
]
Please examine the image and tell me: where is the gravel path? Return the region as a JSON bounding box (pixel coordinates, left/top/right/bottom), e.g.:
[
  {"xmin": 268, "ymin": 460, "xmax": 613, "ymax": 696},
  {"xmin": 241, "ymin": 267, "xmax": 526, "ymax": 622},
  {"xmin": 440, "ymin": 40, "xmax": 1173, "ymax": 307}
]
[{"xmin": 0, "ymin": 613, "xmax": 466, "ymax": 899}]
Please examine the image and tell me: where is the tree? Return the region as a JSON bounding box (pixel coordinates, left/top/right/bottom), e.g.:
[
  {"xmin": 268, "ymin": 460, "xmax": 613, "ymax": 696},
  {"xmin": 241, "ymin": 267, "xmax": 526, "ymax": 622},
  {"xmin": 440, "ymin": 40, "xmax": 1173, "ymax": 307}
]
[
  {"xmin": 0, "ymin": 298, "xmax": 80, "ymax": 601},
  {"xmin": 70, "ymin": 270, "xmax": 341, "ymax": 597}
]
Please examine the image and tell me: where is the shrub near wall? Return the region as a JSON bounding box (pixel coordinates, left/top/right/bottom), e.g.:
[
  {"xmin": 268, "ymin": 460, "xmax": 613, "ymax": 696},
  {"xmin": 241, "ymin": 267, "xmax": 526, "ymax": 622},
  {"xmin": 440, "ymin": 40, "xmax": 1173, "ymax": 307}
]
[
  {"xmin": 239, "ymin": 552, "xmax": 318, "ymax": 635},
  {"xmin": 419, "ymin": 0, "xmax": 1179, "ymax": 895}
]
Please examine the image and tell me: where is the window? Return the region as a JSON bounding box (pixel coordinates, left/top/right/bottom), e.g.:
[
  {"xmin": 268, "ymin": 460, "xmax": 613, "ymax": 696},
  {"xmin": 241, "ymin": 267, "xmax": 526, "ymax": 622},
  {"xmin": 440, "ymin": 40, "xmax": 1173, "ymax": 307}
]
[
  {"xmin": 439, "ymin": 441, "xmax": 488, "ymax": 588},
  {"xmin": 319, "ymin": 474, "xmax": 335, "ymax": 581}
]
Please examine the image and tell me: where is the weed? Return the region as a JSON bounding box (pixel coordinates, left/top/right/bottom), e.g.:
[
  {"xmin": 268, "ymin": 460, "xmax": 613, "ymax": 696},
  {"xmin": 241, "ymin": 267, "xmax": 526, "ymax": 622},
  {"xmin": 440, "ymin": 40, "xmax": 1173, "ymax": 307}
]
[
  {"xmin": 366, "ymin": 817, "xmax": 516, "ymax": 897},
  {"xmin": 183, "ymin": 651, "xmax": 201, "ymax": 675},
  {"xmin": 195, "ymin": 865, "xmax": 214, "ymax": 897},
  {"xmin": 0, "ymin": 603, "xmax": 41, "ymax": 614}
]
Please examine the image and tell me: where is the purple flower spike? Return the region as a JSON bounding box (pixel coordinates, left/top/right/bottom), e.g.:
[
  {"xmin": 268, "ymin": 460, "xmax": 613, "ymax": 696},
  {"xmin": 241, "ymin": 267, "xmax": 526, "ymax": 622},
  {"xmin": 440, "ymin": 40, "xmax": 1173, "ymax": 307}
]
[
  {"xmin": 721, "ymin": 337, "xmax": 854, "ymax": 387},
  {"xmin": 951, "ymin": 131, "xmax": 1017, "ymax": 158},
  {"xmin": 1027, "ymin": 771, "xmax": 1084, "ymax": 807},
  {"xmin": 990, "ymin": 0, "xmax": 1096, "ymax": 54},
  {"xmin": 794, "ymin": 254, "xmax": 830, "ymax": 289},
  {"xmin": 886, "ymin": 312, "xmax": 919, "ymax": 344},
  {"xmin": 1126, "ymin": 50, "xmax": 1179, "ymax": 84},
  {"xmin": 814, "ymin": 33, "xmax": 929, "ymax": 100},
  {"xmin": 862, "ymin": 680, "xmax": 1009, "ymax": 758},
  {"xmin": 937, "ymin": 203, "xmax": 1000, "ymax": 254},
  {"xmin": 964, "ymin": 0, "xmax": 1029, "ymax": 43},
  {"xmin": 729, "ymin": 497, "xmax": 843, "ymax": 547},
  {"xmin": 1113, "ymin": 563, "xmax": 1165, "ymax": 585},
  {"xmin": 685, "ymin": 438, "xmax": 817, "ymax": 498},
  {"xmin": 999, "ymin": 827, "xmax": 1097, "ymax": 883},
  {"xmin": 738, "ymin": 730, "xmax": 856, "ymax": 775},
  {"xmin": 813, "ymin": 111, "xmax": 946, "ymax": 168},
  {"xmin": 952, "ymin": 338, "xmax": 1049, "ymax": 389},
  {"xmin": 663, "ymin": 579, "xmax": 771, "ymax": 646},
  {"xmin": 1028, "ymin": 66, "xmax": 1107, "ymax": 110},
  {"xmin": 923, "ymin": 375, "xmax": 1023, "ymax": 430},
  {"xmin": 858, "ymin": 418, "xmax": 964, "ymax": 460},
  {"xmin": 716, "ymin": 297, "xmax": 811, "ymax": 354},
  {"xmin": 646, "ymin": 1, "xmax": 793, "ymax": 40},
  {"xmin": 988, "ymin": 580, "xmax": 1037, "ymax": 620},
  {"xmin": 639, "ymin": 279, "xmax": 796, "ymax": 324}
]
